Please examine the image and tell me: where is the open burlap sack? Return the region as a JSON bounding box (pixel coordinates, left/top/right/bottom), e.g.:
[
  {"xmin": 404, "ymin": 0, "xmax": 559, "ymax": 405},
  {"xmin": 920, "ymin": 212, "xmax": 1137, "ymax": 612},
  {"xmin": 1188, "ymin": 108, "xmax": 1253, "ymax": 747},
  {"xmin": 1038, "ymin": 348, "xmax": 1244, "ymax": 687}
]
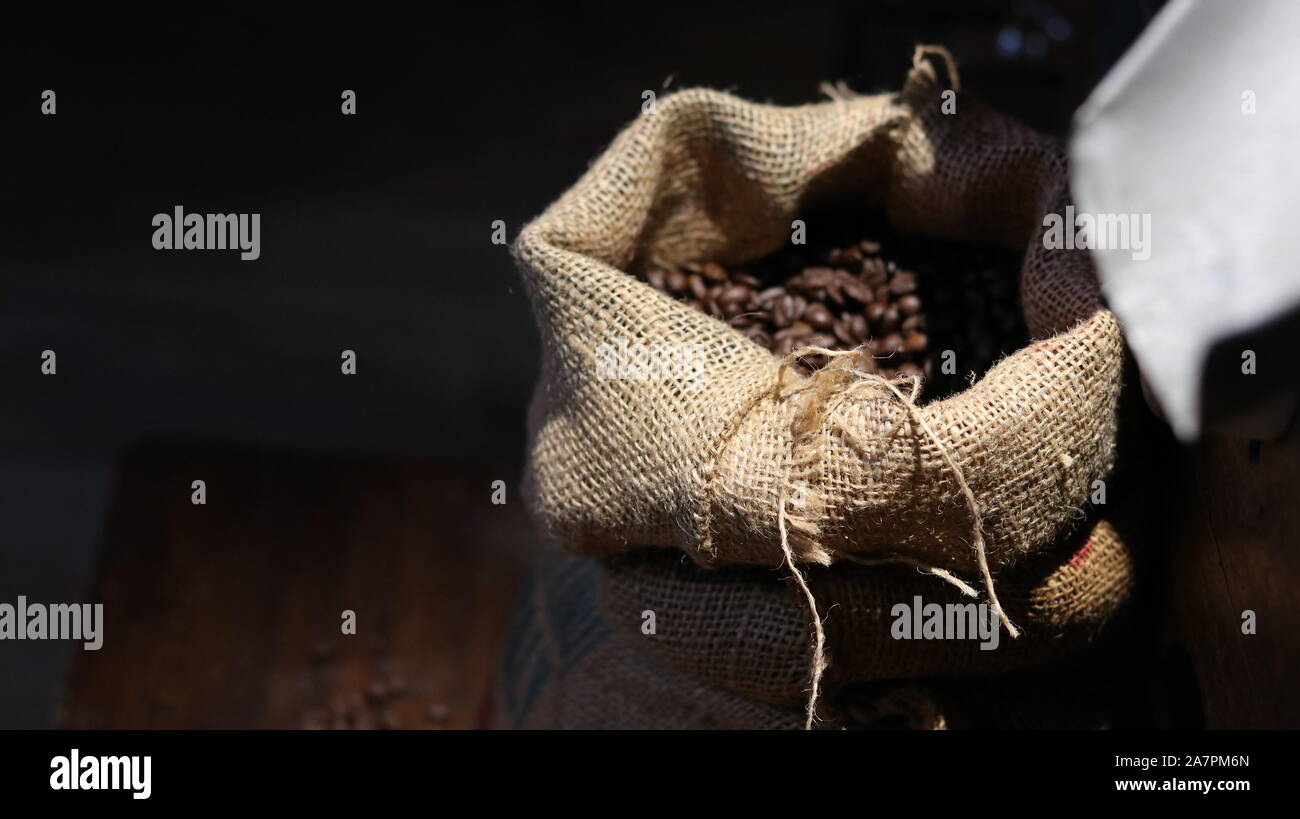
[
  {"xmin": 516, "ymin": 47, "xmax": 1122, "ymax": 584},
  {"xmin": 598, "ymin": 517, "xmax": 1133, "ymax": 708}
]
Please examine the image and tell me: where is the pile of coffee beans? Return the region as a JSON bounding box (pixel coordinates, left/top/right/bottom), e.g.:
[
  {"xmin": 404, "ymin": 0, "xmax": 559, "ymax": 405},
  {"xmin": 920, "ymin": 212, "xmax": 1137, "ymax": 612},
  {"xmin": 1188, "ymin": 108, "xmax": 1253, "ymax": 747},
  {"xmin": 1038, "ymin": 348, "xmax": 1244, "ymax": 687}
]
[{"xmin": 640, "ymin": 220, "xmax": 1026, "ymax": 401}]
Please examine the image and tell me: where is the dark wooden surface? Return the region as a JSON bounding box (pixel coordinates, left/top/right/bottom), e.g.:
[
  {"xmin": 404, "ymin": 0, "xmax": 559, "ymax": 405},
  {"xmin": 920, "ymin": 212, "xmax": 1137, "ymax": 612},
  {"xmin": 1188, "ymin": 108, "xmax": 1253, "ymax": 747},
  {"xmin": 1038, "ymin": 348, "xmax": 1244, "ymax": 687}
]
[
  {"xmin": 1168, "ymin": 429, "xmax": 1300, "ymax": 728},
  {"xmin": 60, "ymin": 444, "xmax": 532, "ymax": 729}
]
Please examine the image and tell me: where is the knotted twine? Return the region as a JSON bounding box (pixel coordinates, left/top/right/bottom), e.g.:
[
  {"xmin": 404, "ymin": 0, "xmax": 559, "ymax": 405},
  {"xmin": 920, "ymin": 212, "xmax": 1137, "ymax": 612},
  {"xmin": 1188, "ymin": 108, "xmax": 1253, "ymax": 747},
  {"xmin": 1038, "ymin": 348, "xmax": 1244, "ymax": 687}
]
[{"xmin": 695, "ymin": 344, "xmax": 1020, "ymax": 730}]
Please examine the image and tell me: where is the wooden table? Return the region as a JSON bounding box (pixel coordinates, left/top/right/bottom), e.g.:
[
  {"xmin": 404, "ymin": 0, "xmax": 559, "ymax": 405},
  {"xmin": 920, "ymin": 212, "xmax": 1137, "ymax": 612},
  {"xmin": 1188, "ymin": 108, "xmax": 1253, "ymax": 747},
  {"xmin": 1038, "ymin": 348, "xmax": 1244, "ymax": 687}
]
[{"xmin": 60, "ymin": 444, "xmax": 533, "ymax": 729}]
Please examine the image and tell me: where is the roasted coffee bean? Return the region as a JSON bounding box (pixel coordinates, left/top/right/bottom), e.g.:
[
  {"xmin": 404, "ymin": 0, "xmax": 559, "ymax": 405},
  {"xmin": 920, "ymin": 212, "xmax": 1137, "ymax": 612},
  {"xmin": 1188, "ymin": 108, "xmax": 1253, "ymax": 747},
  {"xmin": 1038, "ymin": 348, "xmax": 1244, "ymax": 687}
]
[
  {"xmin": 802, "ymin": 302, "xmax": 835, "ymax": 330},
  {"xmin": 842, "ymin": 279, "xmax": 873, "ymax": 304},
  {"xmin": 734, "ymin": 272, "xmax": 763, "ymax": 289},
  {"xmin": 646, "ymin": 268, "xmax": 666, "ymax": 290},
  {"xmin": 866, "ymin": 300, "xmax": 887, "ymax": 325},
  {"xmin": 665, "ymin": 269, "xmax": 688, "ymax": 293},
  {"xmin": 779, "ymin": 321, "xmax": 813, "ymax": 340},
  {"xmin": 788, "ymin": 295, "xmax": 807, "ymax": 320},
  {"xmin": 861, "ymin": 259, "xmax": 887, "ymax": 287},
  {"xmin": 720, "ymin": 283, "xmax": 751, "ymax": 305},
  {"xmin": 901, "ymin": 314, "xmax": 926, "ymax": 332},
  {"xmin": 903, "ymin": 331, "xmax": 928, "ymax": 353},
  {"xmin": 878, "ymin": 305, "xmax": 901, "ymax": 333},
  {"xmin": 897, "ymin": 293, "xmax": 922, "ymax": 315},
  {"xmin": 850, "ymin": 313, "xmax": 870, "ymax": 343},
  {"xmin": 889, "ymin": 271, "xmax": 917, "ymax": 295},
  {"xmin": 689, "ymin": 273, "xmax": 709, "ymax": 301},
  {"xmin": 702, "ymin": 262, "xmax": 728, "ymax": 283},
  {"xmin": 744, "ymin": 327, "xmax": 773, "ymax": 348},
  {"xmin": 833, "ymin": 315, "xmax": 856, "ymax": 345}
]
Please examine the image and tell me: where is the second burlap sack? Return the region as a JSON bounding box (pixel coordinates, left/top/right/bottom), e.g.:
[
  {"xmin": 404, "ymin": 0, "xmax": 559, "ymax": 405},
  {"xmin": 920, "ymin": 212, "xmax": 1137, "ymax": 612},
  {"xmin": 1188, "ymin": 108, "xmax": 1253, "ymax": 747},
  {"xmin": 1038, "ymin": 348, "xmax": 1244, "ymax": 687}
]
[
  {"xmin": 515, "ymin": 48, "xmax": 1122, "ymax": 579},
  {"xmin": 598, "ymin": 517, "xmax": 1134, "ymax": 708}
]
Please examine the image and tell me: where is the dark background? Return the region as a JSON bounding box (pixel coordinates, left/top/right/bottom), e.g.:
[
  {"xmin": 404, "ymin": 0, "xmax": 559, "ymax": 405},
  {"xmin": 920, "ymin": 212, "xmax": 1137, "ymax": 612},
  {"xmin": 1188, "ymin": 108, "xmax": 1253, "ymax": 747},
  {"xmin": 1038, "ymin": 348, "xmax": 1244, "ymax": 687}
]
[{"xmin": 0, "ymin": 2, "xmax": 1158, "ymax": 727}]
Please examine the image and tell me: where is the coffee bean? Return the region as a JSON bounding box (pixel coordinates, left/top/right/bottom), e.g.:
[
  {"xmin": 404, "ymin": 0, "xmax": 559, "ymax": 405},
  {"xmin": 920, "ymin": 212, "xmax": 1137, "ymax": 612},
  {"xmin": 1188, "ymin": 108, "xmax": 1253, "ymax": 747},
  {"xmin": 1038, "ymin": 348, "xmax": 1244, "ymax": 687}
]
[
  {"xmin": 721, "ymin": 283, "xmax": 751, "ymax": 305},
  {"xmin": 903, "ymin": 331, "xmax": 927, "ymax": 353},
  {"xmin": 842, "ymin": 279, "xmax": 873, "ymax": 304},
  {"xmin": 744, "ymin": 327, "xmax": 773, "ymax": 348},
  {"xmin": 665, "ymin": 269, "xmax": 688, "ymax": 293},
  {"xmin": 898, "ymin": 293, "xmax": 922, "ymax": 315},
  {"xmin": 833, "ymin": 315, "xmax": 855, "ymax": 345},
  {"xmin": 802, "ymin": 302, "xmax": 835, "ymax": 330},
  {"xmin": 889, "ymin": 271, "xmax": 917, "ymax": 295},
  {"xmin": 866, "ymin": 301, "xmax": 886, "ymax": 325},
  {"xmin": 850, "ymin": 313, "xmax": 870, "ymax": 343},
  {"xmin": 702, "ymin": 262, "xmax": 728, "ymax": 283},
  {"xmin": 878, "ymin": 305, "xmax": 901, "ymax": 333},
  {"xmin": 646, "ymin": 268, "xmax": 666, "ymax": 290},
  {"xmin": 898, "ymin": 362, "xmax": 924, "ymax": 380},
  {"xmin": 689, "ymin": 273, "xmax": 709, "ymax": 301}
]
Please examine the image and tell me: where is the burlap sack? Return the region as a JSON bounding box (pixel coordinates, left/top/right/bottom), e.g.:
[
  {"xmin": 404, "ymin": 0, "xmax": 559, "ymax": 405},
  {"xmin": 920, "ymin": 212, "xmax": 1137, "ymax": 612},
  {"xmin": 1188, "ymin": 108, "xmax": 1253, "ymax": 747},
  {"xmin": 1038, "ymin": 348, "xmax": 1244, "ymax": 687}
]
[
  {"xmin": 597, "ymin": 517, "xmax": 1133, "ymax": 707},
  {"xmin": 515, "ymin": 48, "xmax": 1122, "ymax": 577},
  {"xmin": 493, "ymin": 550, "xmax": 802, "ymax": 729},
  {"xmin": 494, "ymin": 548, "xmax": 1117, "ymax": 729}
]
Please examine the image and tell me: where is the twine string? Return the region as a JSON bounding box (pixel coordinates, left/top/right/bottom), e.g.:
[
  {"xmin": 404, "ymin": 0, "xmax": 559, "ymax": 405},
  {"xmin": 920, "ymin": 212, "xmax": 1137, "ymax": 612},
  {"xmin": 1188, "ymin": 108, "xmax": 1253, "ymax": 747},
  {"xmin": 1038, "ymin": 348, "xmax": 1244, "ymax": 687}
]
[{"xmin": 696, "ymin": 342, "xmax": 1020, "ymax": 730}]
